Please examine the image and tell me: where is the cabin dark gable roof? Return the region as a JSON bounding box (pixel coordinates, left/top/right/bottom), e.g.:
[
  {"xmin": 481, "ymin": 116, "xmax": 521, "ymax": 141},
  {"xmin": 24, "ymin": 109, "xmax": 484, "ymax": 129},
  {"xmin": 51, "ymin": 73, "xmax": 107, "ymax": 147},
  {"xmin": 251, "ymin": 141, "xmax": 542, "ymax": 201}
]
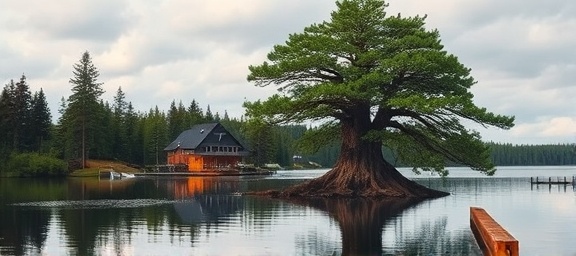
[{"xmin": 164, "ymin": 122, "xmax": 246, "ymax": 151}]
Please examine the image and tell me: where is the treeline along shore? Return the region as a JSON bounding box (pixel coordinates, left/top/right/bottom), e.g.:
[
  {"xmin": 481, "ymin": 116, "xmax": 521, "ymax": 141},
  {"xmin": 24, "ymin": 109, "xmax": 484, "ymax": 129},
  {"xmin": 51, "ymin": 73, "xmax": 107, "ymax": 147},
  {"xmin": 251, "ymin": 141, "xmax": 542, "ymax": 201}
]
[{"xmin": 1, "ymin": 52, "xmax": 575, "ymax": 177}]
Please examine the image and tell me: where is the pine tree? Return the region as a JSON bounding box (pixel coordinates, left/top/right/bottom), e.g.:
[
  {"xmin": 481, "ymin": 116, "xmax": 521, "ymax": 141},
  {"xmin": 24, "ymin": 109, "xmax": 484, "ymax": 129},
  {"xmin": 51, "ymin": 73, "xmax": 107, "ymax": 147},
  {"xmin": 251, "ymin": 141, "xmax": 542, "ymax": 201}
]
[
  {"xmin": 0, "ymin": 85, "xmax": 14, "ymax": 158},
  {"xmin": 223, "ymin": 110, "xmax": 230, "ymax": 121},
  {"xmin": 53, "ymin": 97, "xmax": 69, "ymax": 159},
  {"xmin": 205, "ymin": 104, "xmax": 214, "ymax": 121},
  {"xmin": 112, "ymin": 87, "xmax": 128, "ymax": 160},
  {"xmin": 167, "ymin": 100, "xmax": 188, "ymax": 139},
  {"xmin": 143, "ymin": 107, "xmax": 168, "ymax": 165},
  {"xmin": 246, "ymin": 0, "xmax": 514, "ymax": 198},
  {"xmin": 187, "ymin": 99, "xmax": 204, "ymax": 126},
  {"xmin": 124, "ymin": 102, "xmax": 139, "ymax": 164},
  {"xmin": 11, "ymin": 75, "xmax": 33, "ymax": 152},
  {"xmin": 30, "ymin": 89, "xmax": 52, "ymax": 151},
  {"xmin": 63, "ymin": 51, "xmax": 104, "ymax": 167},
  {"xmin": 176, "ymin": 101, "xmax": 188, "ymax": 132}
]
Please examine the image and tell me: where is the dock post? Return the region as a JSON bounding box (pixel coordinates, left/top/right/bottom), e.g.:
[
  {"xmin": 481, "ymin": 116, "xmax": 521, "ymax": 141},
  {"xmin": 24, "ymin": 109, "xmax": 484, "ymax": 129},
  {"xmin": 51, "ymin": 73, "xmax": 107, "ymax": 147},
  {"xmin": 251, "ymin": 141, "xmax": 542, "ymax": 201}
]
[{"xmin": 470, "ymin": 207, "xmax": 519, "ymax": 256}]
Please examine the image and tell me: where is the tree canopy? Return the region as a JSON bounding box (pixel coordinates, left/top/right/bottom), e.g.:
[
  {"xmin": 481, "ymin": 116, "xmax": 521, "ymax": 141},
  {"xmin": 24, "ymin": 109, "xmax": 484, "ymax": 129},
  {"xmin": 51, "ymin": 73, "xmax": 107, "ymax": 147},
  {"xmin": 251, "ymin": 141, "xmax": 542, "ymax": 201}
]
[
  {"xmin": 0, "ymin": 75, "xmax": 51, "ymax": 155},
  {"xmin": 246, "ymin": 0, "xmax": 514, "ymax": 177}
]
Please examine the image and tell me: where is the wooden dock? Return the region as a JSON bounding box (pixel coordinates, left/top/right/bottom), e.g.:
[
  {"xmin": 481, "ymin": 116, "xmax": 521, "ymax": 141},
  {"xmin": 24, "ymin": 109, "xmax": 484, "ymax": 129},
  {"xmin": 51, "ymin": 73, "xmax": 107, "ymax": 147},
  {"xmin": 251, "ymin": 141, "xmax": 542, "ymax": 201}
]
[
  {"xmin": 530, "ymin": 176, "xmax": 575, "ymax": 185},
  {"xmin": 470, "ymin": 207, "xmax": 519, "ymax": 256},
  {"xmin": 143, "ymin": 164, "xmax": 188, "ymax": 173},
  {"xmin": 134, "ymin": 171, "xmax": 274, "ymax": 177},
  {"xmin": 139, "ymin": 164, "xmax": 276, "ymax": 177}
]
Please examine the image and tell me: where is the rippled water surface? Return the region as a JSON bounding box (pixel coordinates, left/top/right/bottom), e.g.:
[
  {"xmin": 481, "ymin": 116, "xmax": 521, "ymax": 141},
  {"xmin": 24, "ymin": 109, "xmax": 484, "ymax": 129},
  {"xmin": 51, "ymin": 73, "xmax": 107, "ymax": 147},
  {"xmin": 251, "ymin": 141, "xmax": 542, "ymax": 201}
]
[{"xmin": 1, "ymin": 166, "xmax": 575, "ymax": 255}]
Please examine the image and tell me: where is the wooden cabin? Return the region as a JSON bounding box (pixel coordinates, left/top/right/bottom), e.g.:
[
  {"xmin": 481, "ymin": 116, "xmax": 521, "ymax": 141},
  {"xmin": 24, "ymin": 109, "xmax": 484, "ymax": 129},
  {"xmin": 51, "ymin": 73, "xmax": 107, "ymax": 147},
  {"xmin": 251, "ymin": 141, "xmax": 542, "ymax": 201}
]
[{"xmin": 164, "ymin": 123, "xmax": 249, "ymax": 172}]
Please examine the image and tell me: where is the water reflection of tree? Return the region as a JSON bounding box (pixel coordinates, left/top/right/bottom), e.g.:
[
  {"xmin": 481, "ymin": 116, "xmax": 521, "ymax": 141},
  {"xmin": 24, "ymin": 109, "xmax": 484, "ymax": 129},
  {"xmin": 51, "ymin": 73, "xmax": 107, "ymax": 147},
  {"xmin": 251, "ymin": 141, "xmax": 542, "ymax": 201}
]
[
  {"xmin": 0, "ymin": 208, "xmax": 50, "ymax": 256},
  {"xmin": 288, "ymin": 198, "xmax": 481, "ymax": 256},
  {"xmin": 0, "ymin": 178, "xmax": 66, "ymax": 256}
]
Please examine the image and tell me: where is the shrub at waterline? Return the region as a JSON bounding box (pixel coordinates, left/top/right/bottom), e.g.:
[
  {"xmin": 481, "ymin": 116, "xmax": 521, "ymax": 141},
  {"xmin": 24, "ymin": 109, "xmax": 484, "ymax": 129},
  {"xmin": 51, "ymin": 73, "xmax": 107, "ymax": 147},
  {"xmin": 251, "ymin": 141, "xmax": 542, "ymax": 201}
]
[{"xmin": 4, "ymin": 153, "xmax": 68, "ymax": 177}]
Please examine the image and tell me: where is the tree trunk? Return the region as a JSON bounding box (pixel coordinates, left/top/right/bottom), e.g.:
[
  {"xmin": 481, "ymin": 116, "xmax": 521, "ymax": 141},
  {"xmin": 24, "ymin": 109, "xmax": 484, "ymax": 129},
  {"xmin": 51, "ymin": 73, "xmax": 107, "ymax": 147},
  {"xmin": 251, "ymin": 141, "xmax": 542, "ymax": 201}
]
[{"xmin": 277, "ymin": 117, "xmax": 449, "ymax": 198}]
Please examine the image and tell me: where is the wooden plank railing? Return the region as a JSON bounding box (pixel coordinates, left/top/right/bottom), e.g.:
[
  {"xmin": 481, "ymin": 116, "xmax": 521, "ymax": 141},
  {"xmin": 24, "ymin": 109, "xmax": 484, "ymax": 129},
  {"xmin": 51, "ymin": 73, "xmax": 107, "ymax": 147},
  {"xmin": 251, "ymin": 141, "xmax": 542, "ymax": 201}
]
[{"xmin": 470, "ymin": 207, "xmax": 519, "ymax": 256}]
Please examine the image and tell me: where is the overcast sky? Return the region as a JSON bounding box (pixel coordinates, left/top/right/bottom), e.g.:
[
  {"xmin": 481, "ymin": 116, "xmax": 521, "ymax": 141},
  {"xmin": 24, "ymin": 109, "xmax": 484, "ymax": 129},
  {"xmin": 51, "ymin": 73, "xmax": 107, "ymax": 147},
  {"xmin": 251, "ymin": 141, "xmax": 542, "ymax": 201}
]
[{"xmin": 1, "ymin": 0, "xmax": 575, "ymax": 145}]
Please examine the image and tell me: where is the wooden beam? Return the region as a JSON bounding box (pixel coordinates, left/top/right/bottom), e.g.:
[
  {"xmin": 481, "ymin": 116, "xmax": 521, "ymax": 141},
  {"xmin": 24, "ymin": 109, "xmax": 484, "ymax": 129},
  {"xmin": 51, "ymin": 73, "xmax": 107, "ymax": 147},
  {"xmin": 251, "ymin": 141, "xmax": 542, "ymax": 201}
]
[{"xmin": 470, "ymin": 207, "xmax": 519, "ymax": 256}]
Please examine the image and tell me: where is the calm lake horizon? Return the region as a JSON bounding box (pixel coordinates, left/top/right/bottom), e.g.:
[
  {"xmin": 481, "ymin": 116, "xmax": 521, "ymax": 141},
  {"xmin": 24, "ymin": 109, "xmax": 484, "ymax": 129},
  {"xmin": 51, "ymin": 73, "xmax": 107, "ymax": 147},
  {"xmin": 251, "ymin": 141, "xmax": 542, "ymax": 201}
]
[{"xmin": 1, "ymin": 166, "xmax": 575, "ymax": 255}]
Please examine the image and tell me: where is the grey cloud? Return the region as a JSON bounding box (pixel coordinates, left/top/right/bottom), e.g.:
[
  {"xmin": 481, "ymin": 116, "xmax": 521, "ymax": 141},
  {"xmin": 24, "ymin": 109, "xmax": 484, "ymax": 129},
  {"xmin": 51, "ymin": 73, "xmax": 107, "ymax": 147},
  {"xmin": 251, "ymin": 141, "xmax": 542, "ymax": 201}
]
[
  {"xmin": 462, "ymin": 48, "xmax": 576, "ymax": 81},
  {"xmin": 434, "ymin": 0, "xmax": 575, "ymax": 29},
  {"xmin": 0, "ymin": 48, "xmax": 58, "ymax": 81},
  {"xmin": 472, "ymin": 82, "xmax": 575, "ymax": 125},
  {"xmin": 98, "ymin": 1, "xmax": 332, "ymax": 77},
  {"xmin": 174, "ymin": 2, "xmax": 332, "ymax": 55},
  {"xmin": 24, "ymin": 0, "xmax": 133, "ymax": 42}
]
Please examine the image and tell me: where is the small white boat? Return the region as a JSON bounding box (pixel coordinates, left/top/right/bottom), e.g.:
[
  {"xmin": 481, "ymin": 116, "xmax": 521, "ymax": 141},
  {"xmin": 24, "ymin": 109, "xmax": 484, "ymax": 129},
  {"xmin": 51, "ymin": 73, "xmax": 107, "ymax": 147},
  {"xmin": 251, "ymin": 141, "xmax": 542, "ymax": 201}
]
[
  {"xmin": 110, "ymin": 171, "xmax": 122, "ymax": 180},
  {"xmin": 121, "ymin": 172, "xmax": 135, "ymax": 178}
]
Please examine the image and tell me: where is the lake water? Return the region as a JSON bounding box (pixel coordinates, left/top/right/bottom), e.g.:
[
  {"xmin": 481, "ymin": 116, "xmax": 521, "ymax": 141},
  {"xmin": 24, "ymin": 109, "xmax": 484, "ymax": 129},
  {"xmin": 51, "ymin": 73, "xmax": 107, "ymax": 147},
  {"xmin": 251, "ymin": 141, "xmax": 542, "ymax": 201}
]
[{"xmin": 1, "ymin": 166, "xmax": 575, "ymax": 255}]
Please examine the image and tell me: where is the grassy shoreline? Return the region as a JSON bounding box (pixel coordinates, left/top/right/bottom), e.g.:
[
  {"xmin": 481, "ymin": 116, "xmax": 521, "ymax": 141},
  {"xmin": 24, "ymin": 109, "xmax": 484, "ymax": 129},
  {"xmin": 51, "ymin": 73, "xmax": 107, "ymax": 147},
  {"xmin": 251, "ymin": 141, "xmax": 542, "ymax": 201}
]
[{"xmin": 68, "ymin": 160, "xmax": 142, "ymax": 177}]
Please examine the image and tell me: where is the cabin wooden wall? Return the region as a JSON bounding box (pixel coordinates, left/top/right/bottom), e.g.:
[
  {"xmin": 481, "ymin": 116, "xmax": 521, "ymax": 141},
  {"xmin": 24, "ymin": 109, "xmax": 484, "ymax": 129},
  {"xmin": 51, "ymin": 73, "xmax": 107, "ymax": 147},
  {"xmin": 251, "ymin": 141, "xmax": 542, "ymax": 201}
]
[
  {"xmin": 167, "ymin": 148, "xmax": 189, "ymax": 165},
  {"xmin": 188, "ymin": 156, "xmax": 203, "ymax": 171},
  {"xmin": 167, "ymin": 150, "xmax": 242, "ymax": 172}
]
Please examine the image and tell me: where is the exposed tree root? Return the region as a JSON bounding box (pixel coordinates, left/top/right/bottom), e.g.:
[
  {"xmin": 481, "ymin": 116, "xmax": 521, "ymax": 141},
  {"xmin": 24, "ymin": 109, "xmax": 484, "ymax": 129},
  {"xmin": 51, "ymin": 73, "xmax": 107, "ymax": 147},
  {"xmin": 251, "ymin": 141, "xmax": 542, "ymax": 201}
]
[
  {"xmin": 249, "ymin": 121, "xmax": 450, "ymax": 199},
  {"xmin": 248, "ymin": 159, "xmax": 449, "ymax": 199}
]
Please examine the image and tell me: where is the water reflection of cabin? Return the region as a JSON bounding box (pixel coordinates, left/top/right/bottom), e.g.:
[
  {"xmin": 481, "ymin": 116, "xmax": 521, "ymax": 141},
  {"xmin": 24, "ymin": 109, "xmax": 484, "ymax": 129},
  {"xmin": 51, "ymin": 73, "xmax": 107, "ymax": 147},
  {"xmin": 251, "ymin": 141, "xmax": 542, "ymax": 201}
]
[{"xmin": 164, "ymin": 123, "xmax": 249, "ymax": 171}]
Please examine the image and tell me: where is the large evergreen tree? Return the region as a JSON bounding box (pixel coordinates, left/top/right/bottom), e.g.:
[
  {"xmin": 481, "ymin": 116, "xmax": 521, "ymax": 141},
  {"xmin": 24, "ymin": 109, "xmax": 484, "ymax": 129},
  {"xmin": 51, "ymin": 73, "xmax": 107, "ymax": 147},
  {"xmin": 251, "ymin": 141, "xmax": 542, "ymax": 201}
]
[
  {"xmin": 62, "ymin": 51, "xmax": 104, "ymax": 167},
  {"xmin": 246, "ymin": 0, "xmax": 514, "ymax": 198}
]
